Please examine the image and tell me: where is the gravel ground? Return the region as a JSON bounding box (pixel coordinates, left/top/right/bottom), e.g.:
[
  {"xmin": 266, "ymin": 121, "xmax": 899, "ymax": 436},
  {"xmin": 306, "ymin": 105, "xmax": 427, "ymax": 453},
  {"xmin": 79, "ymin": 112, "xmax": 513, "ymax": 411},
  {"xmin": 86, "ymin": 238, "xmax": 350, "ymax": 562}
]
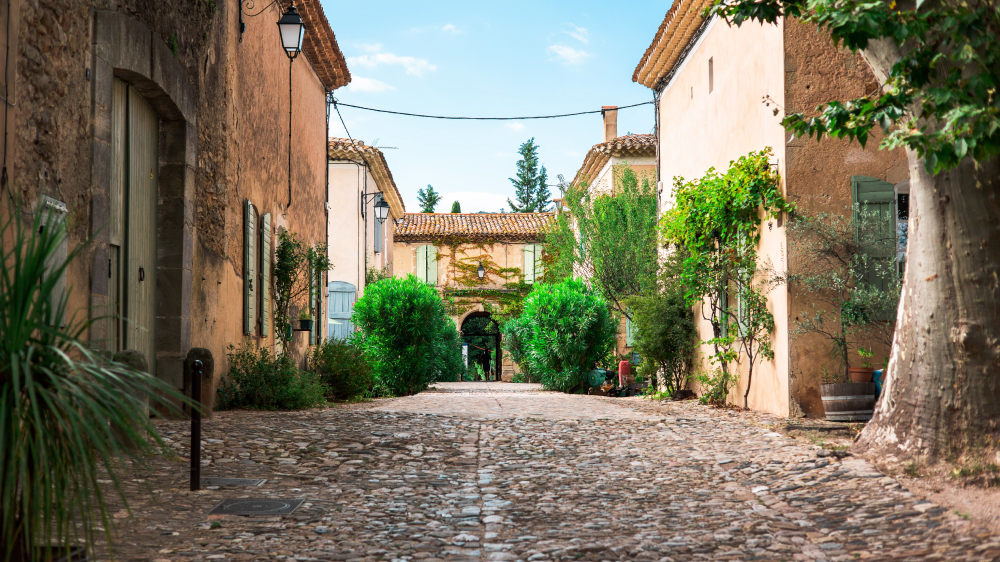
[{"xmin": 102, "ymin": 382, "xmax": 1000, "ymax": 561}]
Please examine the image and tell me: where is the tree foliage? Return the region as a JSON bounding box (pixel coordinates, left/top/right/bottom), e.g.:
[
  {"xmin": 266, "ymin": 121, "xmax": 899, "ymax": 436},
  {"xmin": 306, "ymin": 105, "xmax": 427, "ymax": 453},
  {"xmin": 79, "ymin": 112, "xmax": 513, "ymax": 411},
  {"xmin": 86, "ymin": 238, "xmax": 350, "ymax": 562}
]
[
  {"xmin": 450, "ymin": 200, "xmax": 462, "ymax": 213},
  {"xmin": 417, "ymin": 185, "xmax": 443, "ymax": 213},
  {"xmin": 660, "ymin": 149, "xmax": 793, "ymax": 408},
  {"xmin": 705, "ymin": 0, "xmax": 1000, "ymax": 174},
  {"xmin": 517, "ymin": 279, "xmax": 617, "ymax": 393},
  {"xmin": 352, "ymin": 275, "xmax": 463, "ymax": 396},
  {"xmin": 217, "ymin": 342, "xmax": 327, "ymax": 410},
  {"xmin": 546, "ymin": 165, "xmax": 659, "ymax": 320},
  {"xmin": 507, "ymin": 138, "xmax": 552, "ymax": 212}
]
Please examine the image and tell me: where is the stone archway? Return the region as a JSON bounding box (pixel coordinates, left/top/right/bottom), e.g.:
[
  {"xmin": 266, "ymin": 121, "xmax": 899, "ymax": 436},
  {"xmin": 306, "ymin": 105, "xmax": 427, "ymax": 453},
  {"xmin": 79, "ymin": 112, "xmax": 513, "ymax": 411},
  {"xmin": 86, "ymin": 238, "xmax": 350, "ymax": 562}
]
[{"xmin": 90, "ymin": 11, "xmax": 197, "ymax": 393}]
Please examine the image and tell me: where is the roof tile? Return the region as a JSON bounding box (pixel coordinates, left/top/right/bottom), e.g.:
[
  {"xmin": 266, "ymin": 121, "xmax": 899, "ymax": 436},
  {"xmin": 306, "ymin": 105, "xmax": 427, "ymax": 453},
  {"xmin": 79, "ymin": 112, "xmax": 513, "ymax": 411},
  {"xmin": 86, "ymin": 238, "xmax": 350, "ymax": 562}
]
[{"xmin": 395, "ymin": 213, "xmax": 554, "ymax": 243}]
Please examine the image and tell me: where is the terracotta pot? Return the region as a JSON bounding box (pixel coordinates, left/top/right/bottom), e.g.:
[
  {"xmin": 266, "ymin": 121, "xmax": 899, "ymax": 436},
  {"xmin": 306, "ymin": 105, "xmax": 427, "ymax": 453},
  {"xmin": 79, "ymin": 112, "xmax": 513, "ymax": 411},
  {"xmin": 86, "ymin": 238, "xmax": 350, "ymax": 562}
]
[{"xmin": 848, "ymin": 367, "xmax": 874, "ymax": 383}]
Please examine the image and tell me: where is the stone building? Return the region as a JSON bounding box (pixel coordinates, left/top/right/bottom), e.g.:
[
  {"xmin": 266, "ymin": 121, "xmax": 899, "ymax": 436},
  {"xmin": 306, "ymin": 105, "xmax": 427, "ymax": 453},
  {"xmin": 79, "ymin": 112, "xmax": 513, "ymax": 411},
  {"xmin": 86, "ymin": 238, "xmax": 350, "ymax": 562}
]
[
  {"xmin": 2, "ymin": 0, "xmax": 350, "ymax": 411},
  {"xmin": 570, "ymin": 110, "xmax": 658, "ymax": 358},
  {"xmin": 393, "ymin": 212, "xmax": 554, "ymax": 381},
  {"xmin": 326, "ymin": 138, "xmax": 405, "ymax": 340},
  {"xmin": 633, "ymin": 0, "xmax": 909, "ymax": 416}
]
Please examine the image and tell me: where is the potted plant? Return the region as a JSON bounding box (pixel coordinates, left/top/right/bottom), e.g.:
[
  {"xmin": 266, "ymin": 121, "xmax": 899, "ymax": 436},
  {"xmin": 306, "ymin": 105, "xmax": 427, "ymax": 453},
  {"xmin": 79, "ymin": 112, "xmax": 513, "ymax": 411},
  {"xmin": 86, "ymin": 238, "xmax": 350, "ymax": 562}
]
[
  {"xmin": 849, "ymin": 348, "xmax": 876, "ymax": 383},
  {"xmin": 298, "ymin": 307, "xmax": 314, "ymax": 332}
]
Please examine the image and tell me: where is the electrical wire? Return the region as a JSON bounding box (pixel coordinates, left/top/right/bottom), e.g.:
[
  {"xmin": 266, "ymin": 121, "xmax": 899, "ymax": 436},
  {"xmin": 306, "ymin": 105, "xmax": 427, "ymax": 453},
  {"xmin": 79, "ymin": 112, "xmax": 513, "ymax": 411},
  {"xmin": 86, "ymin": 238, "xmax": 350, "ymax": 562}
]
[{"xmin": 330, "ymin": 99, "xmax": 653, "ymax": 121}]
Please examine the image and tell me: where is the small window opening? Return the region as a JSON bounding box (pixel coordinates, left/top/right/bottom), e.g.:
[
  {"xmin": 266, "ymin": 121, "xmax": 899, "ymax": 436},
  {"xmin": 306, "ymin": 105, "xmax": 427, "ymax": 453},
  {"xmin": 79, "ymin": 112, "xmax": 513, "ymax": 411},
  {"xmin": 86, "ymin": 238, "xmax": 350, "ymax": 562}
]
[
  {"xmin": 690, "ymin": 86, "xmax": 693, "ymax": 100},
  {"xmin": 708, "ymin": 57, "xmax": 714, "ymax": 93}
]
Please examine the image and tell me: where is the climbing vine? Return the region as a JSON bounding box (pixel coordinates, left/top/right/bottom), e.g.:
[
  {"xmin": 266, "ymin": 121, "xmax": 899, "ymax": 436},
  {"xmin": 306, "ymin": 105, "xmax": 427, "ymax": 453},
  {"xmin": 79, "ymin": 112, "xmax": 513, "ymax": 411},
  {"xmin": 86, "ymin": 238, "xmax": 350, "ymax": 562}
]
[{"xmin": 660, "ymin": 148, "xmax": 793, "ymax": 408}]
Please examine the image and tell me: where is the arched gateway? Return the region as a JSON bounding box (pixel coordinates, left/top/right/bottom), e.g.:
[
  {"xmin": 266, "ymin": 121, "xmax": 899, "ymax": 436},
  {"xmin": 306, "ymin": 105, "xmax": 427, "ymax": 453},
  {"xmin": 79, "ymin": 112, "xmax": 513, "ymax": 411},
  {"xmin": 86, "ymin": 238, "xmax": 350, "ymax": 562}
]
[{"xmin": 393, "ymin": 212, "xmax": 554, "ymax": 381}]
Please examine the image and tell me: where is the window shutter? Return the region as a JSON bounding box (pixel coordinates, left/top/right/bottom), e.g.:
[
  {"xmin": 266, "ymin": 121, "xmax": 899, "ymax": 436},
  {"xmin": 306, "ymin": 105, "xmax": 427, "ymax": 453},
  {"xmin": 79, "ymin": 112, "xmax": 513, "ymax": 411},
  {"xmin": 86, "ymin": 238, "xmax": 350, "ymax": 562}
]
[
  {"xmin": 244, "ymin": 199, "xmax": 256, "ymax": 335},
  {"xmin": 851, "ymin": 176, "xmax": 895, "ymax": 291},
  {"xmin": 309, "ymin": 260, "xmax": 317, "ymax": 344},
  {"xmin": 40, "ymin": 196, "xmax": 69, "ymax": 327},
  {"xmin": 260, "ymin": 213, "xmax": 271, "ymax": 337},
  {"xmin": 416, "ymin": 245, "xmax": 427, "ymax": 283},
  {"xmin": 427, "ymin": 246, "xmax": 438, "ymax": 286},
  {"xmin": 533, "ymin": 244, "xmax": 544, "ymax": 282},
  {"xmin": 523, "ymin": 245, "xmax": 535, "ymax": 284},
  {"xmin": 374, "ymin": 214, "xmax": 384, "ymax": 253}
]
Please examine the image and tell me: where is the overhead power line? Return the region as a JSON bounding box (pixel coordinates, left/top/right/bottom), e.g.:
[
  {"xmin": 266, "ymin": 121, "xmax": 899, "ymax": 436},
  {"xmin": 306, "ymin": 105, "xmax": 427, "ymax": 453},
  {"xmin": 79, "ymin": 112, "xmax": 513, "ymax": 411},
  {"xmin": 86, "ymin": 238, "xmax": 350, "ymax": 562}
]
[{"xmin": 330, "ymin": 99, "xmax": 653, "ymax": 121}]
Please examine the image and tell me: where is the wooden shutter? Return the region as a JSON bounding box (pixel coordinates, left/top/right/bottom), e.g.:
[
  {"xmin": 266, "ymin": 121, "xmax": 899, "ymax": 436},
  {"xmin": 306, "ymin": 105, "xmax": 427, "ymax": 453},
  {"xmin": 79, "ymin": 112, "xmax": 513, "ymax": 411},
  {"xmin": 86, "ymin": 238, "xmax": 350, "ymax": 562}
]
[
  {"xmin": 533, "ymin": 244, "xmax": 544, "ymax": 282},
  {"xmin": 851, "ymin": 176, "xmax": 895, "ymax": 291},
  {"xmin": 40, "ymin": 196, "xmax": 68, "ymax": 327},
  {"xmin": 625, "ymin": 310, "xmax": 635, "ymax": 347},
  {"xmin": 523, "ymin": 245, "xmax": 536, "ymax": 284},
  {"xmin": 327, "ymin": 281, "xmax": 356, "ymax": 340},
  {"xmin": 244, "ymin": 199, "xmax": 256, "ymax": 335},
  {"xmin": 260, "ymin": 213, "xmax": 271, "ymax": 337},
  {"xmin": 427, "ymin": 246, "xmax": 438, "ymax": 286},
  {"xmin": 374, "ymin": 213, "xmax": 384, "ymax": 253},
  {"xmin": 416, "ymin": 245, "xmax": 427, "ymax": 283}
]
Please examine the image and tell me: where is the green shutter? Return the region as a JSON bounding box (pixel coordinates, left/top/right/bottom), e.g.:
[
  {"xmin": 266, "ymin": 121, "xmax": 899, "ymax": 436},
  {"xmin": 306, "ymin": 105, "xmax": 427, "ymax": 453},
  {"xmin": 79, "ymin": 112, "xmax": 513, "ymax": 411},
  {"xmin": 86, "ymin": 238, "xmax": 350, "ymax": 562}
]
[
  {"xmin": 416, "ymin": 245, "xmax": 427, "ymax": 283},
  {"xmin": 427, "ymin": 246, "xmax": 438, "ymax": 286},
  {"xmin": 625, "ymin": 310, "xmax": 635, "ymax": 347},
  {"xmin": 309, "ymin": 260, "xmax": 316, "ymax": 344},
  {"xmin": 260, "ymin": 213, "xmax": 271, "ymax": 337},
  {"xmin": 523, "ymin": 245, "xmax": 535, "ymax": 284},
  {"xmin": 851, "ymin": 176, "xmax": 895, "ymax": 292},
  {"xmin": 534, "ymin": 245, "xmax": 544, "ymax": 282},
  {"xmin": 244, "ymin": 199, "xmax": 256, "ymax": 335}
]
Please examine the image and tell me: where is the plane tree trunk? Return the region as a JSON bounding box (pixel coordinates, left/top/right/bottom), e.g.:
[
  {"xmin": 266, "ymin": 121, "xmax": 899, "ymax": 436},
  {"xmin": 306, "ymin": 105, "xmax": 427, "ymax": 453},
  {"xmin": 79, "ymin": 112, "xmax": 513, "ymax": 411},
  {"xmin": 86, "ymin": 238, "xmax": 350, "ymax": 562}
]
[{"xmin": 848, "ymin": 39, "xmax": 1000, "ymax": 466}]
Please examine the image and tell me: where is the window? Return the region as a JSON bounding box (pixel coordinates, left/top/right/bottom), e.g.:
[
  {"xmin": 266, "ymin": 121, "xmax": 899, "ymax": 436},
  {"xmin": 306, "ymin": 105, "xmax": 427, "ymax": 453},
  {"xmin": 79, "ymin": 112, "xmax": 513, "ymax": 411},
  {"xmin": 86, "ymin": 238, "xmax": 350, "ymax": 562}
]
[
  {"xmin": 416, "ymin": 245, "xmax": 438, "ymax": 285},
  {"xmin": 523, "ymin": 244, "xmax": 544, "ymax": 284},
  {"xmin": 708, "ymin": 57, "xmax": 714, "ymax": 93}
]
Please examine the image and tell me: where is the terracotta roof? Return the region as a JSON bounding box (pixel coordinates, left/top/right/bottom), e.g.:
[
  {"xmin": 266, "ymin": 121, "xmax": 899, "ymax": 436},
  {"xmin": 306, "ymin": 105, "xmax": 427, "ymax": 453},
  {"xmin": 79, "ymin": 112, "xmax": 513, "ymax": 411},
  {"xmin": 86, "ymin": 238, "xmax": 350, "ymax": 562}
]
[
  {"xmin": 285, "ymin": 0, "xmax": 351, "ymax": 90},
  {"xmin": 328, "ymin": 138, "xmax": 405, "ymax": 217},
  {"xmin": 633, "ymin": 0, "xmax": 712, "ymax": 89},
  {"xmin": 395, "ymin": 213, "xmax": 554, "ymax": 243},
  {"xmin": 571, "ymin": 134, "xmax": 657, "ymax": 187}
]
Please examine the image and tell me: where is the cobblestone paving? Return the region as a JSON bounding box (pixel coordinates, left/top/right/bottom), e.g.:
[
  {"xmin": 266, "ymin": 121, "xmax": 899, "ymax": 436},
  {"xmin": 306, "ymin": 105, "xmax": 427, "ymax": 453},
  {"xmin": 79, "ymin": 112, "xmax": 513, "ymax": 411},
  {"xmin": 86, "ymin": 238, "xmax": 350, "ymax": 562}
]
[{"xmin": 107, "ymin": 383, "xmax": 1000, "ymax": 562}]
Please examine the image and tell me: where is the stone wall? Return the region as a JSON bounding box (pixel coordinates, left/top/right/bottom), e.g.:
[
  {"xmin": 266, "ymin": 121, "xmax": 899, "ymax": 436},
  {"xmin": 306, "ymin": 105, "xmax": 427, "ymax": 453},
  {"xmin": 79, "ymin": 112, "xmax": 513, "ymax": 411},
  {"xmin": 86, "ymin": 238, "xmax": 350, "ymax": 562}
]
[{"xmin": 9, "ymin": 0, "xmax": 334, "ymax": 411}]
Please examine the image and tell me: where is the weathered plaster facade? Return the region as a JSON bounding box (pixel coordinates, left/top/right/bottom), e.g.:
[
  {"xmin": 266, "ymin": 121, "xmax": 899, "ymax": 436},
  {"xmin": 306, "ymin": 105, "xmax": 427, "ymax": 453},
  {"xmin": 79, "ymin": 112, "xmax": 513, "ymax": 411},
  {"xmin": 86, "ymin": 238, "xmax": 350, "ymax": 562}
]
[
  {"xmin": 5, "ymin": 0, "xmax": 349, "ymax": 411},
  {"xmin": 636, "ymin": 8, "xmax": 906, "ymax": 417}
]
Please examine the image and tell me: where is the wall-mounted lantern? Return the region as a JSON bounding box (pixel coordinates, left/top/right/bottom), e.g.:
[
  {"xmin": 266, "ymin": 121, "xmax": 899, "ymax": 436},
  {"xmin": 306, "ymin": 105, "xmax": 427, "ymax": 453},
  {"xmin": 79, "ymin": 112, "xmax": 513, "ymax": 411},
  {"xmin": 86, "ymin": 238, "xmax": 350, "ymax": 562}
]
[
  {"xmin": 277, "ymin": 4, "xmax": 306, "ymax": 59},
  {"xmin": 477, "ymin": 262, "xmax": 485, "ymax": 279},
  {"xmin": 374, "ymin": 196, "xmax": 390, "ymax": 224}
]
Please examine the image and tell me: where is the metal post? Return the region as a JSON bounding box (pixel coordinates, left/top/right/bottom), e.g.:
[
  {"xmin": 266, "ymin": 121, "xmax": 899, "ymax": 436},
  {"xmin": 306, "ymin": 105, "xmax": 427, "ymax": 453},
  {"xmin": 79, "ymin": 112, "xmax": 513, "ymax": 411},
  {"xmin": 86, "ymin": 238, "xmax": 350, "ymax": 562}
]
[{"xmin": 190, "ymin": 359, "xmax": 203, "ymax": 491}]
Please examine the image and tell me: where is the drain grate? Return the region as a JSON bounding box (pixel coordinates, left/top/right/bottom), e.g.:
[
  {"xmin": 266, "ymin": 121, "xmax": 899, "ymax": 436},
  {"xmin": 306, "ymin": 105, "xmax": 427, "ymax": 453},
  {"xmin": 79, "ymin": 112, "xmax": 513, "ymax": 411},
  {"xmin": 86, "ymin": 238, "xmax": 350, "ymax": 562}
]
[
  {"xmin": 201, "ymin": 477, "xmax": 267, "ymax": 487},
  {"xmin": 208, "ymin": 498, "xmax": 304, "ymax": 516}
]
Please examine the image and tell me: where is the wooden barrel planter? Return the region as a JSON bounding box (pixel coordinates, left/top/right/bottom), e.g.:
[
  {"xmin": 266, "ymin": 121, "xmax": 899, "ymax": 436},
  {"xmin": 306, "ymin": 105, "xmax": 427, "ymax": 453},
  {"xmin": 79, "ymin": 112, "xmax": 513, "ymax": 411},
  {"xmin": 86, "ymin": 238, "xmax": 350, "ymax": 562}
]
[{"xmin": 820, "ymin": 382, "xmax": 876, "ymax": 422}]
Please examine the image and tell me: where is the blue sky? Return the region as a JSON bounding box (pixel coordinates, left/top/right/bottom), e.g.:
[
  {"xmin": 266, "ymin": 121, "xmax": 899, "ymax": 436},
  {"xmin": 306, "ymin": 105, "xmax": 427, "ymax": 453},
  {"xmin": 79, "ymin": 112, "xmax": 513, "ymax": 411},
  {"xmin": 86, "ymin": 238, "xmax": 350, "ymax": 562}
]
[{"xmin": 322, "ymin": 1, "xmax": 671, "ymax": 213}]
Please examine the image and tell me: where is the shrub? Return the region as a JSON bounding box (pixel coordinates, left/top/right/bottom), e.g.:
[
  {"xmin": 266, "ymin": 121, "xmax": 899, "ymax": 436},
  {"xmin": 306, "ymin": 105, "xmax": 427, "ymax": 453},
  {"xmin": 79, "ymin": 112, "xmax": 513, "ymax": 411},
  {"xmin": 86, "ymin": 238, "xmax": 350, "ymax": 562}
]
[
  {"xmin": 308, "ymin": 337, "xmax": 374, "ymax": 400},
  {"xmin": 628, "ymin": 252, "xmax": 697, "ymax": 394},
  {"xmin": 519, "ymin": 279, "xmax": 616, "ymax": 393},
  {"xmin": 695, "ymin": 368, "xmax": 737, "ymax": 406},
  {"xmin": 353, "ymin": 275, "xmax": 459, "ymax": 396},
  {"xmin": 432, "ymin": 315, "xmax": 465, "ymax": 382},
  {"xmin": 502, "ymin": 315, "xmax": 534, "ymax": 382},
  {"xmin": 216, "ymin": 342, "xmax": 326, "ymax": 410}
]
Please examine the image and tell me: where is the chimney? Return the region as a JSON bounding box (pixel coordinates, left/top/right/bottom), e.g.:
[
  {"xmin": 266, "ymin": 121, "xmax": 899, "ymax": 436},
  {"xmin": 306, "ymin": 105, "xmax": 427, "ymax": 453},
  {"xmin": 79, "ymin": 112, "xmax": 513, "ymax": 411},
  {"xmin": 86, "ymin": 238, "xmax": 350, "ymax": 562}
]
[{"xmin": 602, "ymin": 106, "xmax": 618, "ymax": 143}]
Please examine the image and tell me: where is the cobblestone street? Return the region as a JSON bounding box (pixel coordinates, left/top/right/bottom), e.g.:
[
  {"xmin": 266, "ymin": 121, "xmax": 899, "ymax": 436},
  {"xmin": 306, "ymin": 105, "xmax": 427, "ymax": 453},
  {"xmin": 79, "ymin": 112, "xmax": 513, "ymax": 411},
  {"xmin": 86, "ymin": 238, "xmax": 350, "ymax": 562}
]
[{"xmin": 108, "ymin": 383, "xmax": 1000, "ymax": 562}]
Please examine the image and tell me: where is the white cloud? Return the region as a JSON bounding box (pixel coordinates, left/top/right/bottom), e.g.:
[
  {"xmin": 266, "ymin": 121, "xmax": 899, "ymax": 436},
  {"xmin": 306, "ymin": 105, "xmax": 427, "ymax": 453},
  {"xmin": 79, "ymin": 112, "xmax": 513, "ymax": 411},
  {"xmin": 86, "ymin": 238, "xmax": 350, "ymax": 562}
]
[
  {"xmin": 347, "ymin": 77, "xmax": 395, "ymax": 93},
  {"xmin": 442, "ymin": 24, "xmax": 460, "ymax": 34},
  {"xmin": 359, "ymin": 43, "xmax": 382, "ymax": 53},
  {"xmin": 348, "ymin": 46, "xmax": 438, "ymax": 77},
  {"xmin": 505, "ymin": 122, "xmax": 525, "ymax": 131},
  {"xmin": 547, "ymin": 44, "xmax": 591, "ymax": 65},
  {"xmin": 565, "ymin": 25, "xmax": 589, "ymax": 44}
]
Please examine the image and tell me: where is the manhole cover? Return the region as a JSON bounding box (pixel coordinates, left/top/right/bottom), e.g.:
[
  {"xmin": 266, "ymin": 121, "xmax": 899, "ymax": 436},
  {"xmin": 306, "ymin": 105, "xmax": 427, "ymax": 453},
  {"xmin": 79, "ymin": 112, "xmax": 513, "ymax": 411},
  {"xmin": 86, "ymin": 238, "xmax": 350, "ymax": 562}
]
[
  {"xmin": 208, "ymin": 499, "xmax": 304, "ymax": 516},
  {"xmin": 201, "ymin": 477, "xmax": 267, "ymax": 487}
]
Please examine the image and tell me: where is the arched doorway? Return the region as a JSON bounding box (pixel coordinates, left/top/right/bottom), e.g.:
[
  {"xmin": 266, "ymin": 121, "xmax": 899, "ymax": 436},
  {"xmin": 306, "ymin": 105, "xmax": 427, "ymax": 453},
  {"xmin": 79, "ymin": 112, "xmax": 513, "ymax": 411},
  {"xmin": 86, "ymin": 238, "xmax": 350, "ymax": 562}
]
[{"xmin": 461, "ymin": 312, "xmax": 501, "ymax": 381}]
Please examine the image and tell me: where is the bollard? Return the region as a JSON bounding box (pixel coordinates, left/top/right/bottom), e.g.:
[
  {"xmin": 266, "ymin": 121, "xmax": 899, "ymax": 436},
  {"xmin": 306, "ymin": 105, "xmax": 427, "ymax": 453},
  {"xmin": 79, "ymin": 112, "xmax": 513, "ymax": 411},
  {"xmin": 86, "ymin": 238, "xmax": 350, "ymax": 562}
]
[{"xmin": 190, "ymin": 359, "xmax": 203, "ymax": 491}]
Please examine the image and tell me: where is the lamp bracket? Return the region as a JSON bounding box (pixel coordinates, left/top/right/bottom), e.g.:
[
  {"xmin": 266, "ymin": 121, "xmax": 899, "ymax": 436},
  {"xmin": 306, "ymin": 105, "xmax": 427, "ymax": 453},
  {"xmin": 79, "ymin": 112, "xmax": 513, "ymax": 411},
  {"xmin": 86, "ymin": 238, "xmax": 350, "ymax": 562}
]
[{"xmin": 239, "ymin": 0, "xmax": 280, "ymax": 42}]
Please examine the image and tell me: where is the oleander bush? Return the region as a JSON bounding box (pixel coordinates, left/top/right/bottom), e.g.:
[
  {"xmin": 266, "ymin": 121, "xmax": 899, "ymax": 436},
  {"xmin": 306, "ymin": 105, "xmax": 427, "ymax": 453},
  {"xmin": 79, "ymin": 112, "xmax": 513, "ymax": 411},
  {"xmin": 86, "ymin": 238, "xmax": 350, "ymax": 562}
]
[
  {"xmin": 216, "ymin": 342, "xmax": 326, "ymax": 410},
  {"xmin": 518, "ymin": 279, "xmax": 616, "ymax": 393}
]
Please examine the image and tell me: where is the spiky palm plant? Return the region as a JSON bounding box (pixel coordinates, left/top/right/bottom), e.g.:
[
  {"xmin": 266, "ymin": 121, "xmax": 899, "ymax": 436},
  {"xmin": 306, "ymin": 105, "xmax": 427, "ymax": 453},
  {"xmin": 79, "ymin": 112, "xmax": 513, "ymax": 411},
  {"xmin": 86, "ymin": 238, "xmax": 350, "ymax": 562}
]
[{"xmin": 0, "ymin": 202, "xmax": 186, "ymax": 561}]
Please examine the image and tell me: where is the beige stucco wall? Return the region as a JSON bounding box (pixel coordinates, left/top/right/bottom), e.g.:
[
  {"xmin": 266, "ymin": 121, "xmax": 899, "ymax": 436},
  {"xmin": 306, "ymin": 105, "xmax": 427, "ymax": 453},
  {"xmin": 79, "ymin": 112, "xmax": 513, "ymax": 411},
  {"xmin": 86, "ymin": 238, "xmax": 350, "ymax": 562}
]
[
  {"xmin": 591, "ymin": 156, "xmax": 656, "ymax": 195},
  {"xmin": 327, "ymin": 160, "xmax": 397, "ymax": 298},
  {"xmin": 657, "ymin": 16, "xmax": 790, "ymax": 416}
]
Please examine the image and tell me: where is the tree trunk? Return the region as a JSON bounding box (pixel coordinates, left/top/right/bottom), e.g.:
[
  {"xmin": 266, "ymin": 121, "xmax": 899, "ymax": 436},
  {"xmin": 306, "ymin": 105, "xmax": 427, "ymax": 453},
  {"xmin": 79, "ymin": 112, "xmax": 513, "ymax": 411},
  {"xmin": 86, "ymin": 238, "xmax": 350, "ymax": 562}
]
[{"xmin": 854, "ymin": 152, "xmax": 1000, "ymax": 464}]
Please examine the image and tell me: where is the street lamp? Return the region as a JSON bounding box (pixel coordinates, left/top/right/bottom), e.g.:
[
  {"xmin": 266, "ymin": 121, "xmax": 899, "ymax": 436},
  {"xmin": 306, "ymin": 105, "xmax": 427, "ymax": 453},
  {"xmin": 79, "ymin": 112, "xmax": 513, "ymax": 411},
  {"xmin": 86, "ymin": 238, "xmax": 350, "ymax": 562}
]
[
  {"xmin": 277, "ymin": 4, "xmax": 306, "ymax": 59},
  {"xmin": 477, "ymin": 262, "xmax": 485, "ymax": 279},
  {"xmin": 374, "ymin": 195, "xmax": 390, "ymax": 224},
  {"xmin": 278, "ymin": 3, "xmax": 306, "ymax": 209}
]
